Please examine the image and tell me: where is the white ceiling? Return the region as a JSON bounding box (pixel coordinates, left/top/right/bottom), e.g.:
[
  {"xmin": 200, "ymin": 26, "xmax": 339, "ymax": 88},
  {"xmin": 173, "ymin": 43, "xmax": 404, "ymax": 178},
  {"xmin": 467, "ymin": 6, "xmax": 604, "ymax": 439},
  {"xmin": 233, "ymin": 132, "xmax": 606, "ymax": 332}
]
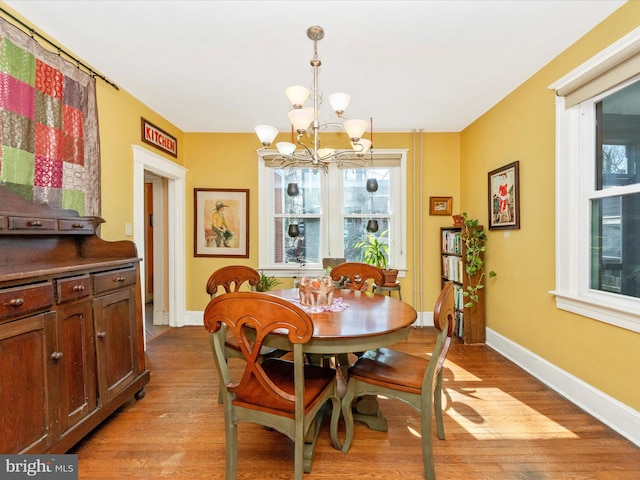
[{"xmin": 4, "ymin": 0, "xmax": 626, "ymax": 133}]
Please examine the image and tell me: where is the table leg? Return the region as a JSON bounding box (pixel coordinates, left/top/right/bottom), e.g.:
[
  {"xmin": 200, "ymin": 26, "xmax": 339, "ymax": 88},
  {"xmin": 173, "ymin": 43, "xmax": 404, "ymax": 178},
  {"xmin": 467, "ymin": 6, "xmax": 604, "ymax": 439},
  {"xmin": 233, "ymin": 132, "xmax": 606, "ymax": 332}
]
[{"xmin": 352, "ymin": 395, "xmax": 389, "ymax": 431}]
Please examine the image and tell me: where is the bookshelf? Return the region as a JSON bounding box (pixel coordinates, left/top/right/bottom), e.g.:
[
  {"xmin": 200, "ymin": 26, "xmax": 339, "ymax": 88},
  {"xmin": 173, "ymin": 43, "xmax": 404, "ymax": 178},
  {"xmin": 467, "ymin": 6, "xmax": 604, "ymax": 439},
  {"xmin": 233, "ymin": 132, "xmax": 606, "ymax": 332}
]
[{"xmin": 440, "ymin": 226, "xmax": 486, "ymax": 344}]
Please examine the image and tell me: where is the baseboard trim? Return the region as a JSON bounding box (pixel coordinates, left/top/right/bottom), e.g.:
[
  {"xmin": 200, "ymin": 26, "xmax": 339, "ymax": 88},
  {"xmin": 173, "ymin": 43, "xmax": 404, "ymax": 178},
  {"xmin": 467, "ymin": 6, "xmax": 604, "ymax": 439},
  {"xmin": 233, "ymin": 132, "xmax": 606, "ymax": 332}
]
[
  {"xmin": 185, "ymin": 310, "xmax": 205, "ymax": 326},
  {"xmin": 487, "ymin": 327, "xmax": 640, "ymax": 447}
]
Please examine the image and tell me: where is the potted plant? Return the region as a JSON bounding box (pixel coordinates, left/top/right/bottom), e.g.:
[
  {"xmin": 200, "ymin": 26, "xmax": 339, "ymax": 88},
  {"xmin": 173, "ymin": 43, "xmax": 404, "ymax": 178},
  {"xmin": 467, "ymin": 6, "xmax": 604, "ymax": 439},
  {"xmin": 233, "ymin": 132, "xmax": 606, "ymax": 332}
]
[
  {"xmin": 354, "ymin": 230, "xmax": 399, "ymax": 286},
  {"xmin": 459, "ymin": 213, "xmax": 496, "ymax": 306},
  {"xmin": 255, "ymin": 271, "xmax": 281, "ymax": 292}
]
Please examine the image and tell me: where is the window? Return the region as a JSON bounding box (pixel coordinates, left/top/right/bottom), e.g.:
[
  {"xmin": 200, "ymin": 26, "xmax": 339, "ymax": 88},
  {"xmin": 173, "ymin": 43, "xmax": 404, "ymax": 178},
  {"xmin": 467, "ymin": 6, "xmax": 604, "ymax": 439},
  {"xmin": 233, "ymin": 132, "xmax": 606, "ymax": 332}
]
[
  {"xmin": 552, "ymin": 27, "xmax": 640, "ymax": 332},
  {"xmin": 593, "ymin": 85, "xmax": 640, "ymax": 297},
  {"xmin": 258, "ymin": 151, "xmax": 407, "ymax": 277}
]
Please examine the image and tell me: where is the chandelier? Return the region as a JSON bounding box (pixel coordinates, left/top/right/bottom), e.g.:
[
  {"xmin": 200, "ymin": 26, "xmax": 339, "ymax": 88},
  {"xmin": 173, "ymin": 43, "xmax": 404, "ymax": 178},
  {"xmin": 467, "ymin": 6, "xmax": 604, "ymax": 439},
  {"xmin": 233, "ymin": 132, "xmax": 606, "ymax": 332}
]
[{"xmin": 254, "ymin": 25, "xmax": 372, "ymax": 173}]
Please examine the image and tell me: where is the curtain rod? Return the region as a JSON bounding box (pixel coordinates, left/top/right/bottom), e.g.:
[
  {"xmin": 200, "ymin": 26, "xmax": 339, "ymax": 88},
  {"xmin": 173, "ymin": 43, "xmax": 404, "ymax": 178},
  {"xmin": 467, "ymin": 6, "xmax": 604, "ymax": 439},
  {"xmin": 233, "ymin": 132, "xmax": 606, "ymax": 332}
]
[{"xmin": 0, "ymin": 7, "xmax": 119, "ymax": 90}]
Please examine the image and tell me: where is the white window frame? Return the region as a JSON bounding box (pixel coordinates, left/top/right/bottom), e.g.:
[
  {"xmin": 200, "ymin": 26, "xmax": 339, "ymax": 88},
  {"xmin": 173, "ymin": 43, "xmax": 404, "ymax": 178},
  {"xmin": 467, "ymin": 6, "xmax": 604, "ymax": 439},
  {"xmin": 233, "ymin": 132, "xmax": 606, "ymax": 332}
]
[
  {"xmin": 258, "ymin": 149, "xmax": 408, "ymax": 278},
  {"xmin": 550, "ymin": 27, "xmax": 640, "ymax": 333}
]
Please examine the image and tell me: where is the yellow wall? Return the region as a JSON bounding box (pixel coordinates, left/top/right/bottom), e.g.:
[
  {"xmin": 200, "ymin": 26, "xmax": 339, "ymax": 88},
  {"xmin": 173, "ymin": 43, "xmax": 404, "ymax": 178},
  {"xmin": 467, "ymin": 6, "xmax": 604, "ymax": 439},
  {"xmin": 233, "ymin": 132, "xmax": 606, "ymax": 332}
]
[{"xmin": 460, "ymin": 0, "xmax": 640, "ymax": 410}]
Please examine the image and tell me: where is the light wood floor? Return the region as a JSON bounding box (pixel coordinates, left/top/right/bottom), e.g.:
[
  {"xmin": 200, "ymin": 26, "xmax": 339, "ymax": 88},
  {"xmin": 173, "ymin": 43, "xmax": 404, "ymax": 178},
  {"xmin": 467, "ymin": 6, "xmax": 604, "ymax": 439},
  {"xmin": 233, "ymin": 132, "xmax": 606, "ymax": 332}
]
[{"xmin": 70, "ymin": 326, "xmax": 640, "ymax": 479}]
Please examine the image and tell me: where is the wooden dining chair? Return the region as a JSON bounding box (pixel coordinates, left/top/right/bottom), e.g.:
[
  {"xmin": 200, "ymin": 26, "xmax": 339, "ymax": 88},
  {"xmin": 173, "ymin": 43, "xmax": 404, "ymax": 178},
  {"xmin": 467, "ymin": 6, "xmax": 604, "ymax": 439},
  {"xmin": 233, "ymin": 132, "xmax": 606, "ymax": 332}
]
[
  {"xmin": 325, "ymin": 262, "xmax": 386, "ymax": 374},
  {"xmin": 329, "ymin": 262, "xmax": 384, "ymax": 293},
  {"xmin": 204, "ymin": 292, "xmax": 342, "ymax": 480},
  {"xmin": 206, "ymin": 265, "xmax": 285, "ymax": 403},
  {"xmin": 340, "ymin": 281, "xmax": 456, "ymax": 480}
]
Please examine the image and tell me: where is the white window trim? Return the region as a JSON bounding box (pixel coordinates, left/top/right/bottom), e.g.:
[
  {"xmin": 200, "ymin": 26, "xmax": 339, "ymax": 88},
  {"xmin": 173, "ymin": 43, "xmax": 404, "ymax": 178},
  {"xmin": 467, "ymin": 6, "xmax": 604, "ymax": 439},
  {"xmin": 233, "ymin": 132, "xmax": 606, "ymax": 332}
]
[
  {"xmin": 257, "ymin": 149, "xmax": 408, "ymax": 278},
  {"xmin": 550, "ymin": 27, "xmax": 640, "ymax": 333}
]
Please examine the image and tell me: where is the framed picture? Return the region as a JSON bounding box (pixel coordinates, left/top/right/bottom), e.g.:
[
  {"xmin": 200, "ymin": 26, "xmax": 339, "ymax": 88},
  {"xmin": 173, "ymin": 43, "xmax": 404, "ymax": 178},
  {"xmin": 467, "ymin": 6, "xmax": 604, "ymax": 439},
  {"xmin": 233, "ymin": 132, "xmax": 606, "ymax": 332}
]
[
  {"xmin": 488, "ymin": 161, "xmax": 520, "ymax": 230},
  {"xmin": 194, "ymin": 188, "xmax": 249, "ymax": 257},
  {"xmin": 429, "ymin": 196, "xmax": 453, "ymax": 216}
]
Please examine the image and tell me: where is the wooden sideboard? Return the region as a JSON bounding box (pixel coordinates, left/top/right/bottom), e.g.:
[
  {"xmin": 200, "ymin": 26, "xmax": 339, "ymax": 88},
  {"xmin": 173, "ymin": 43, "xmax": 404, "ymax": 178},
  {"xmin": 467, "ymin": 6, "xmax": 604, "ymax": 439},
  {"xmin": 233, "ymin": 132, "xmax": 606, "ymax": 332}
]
[{"xmin": 0, "ymin": 186, "xmax": 150, "ymax": 453}]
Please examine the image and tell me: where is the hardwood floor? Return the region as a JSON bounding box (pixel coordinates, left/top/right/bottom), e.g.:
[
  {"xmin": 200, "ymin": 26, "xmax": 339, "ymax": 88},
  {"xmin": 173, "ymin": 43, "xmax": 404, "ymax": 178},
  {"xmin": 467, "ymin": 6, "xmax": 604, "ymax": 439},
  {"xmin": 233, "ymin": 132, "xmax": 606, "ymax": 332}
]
[{"xmin": 70, "ymin": 326, "xmax": 640, "ymax": 479}]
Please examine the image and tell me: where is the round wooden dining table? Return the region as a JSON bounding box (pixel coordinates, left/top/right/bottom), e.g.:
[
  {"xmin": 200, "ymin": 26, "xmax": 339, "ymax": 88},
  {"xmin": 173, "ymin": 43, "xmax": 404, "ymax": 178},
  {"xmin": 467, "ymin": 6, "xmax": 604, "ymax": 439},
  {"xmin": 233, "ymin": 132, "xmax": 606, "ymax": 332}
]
[
  {"xmin": 265, "ymin": 287, "xmax": 418, "ymax": 354},
  {"xmin": 263, "ymin": 288, "xmax": 417, "ymax": 466}
]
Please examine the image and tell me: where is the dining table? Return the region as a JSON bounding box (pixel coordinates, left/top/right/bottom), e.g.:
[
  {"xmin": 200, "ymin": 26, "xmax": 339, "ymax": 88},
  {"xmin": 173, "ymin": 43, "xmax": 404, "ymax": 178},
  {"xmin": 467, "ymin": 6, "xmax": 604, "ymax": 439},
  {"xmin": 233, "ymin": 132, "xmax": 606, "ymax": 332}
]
[
  {"xmin": 266, "ymin": 288, "xmax": 417, "ymax": 426},
  {"xmin": 261, "ymin": 287, "xmax": 417, "ymax": 471},
  {"xmin": 266, "ymin": 287, "xmax": 417, "ymax": 356}
]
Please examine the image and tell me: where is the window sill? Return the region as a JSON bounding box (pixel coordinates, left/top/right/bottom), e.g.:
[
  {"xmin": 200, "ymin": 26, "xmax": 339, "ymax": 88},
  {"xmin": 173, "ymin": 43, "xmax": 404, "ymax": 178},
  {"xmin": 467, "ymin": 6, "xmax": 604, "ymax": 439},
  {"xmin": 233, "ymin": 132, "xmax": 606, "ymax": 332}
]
[{"xmin": 550, "ymin": 289, "xmax": 640, "ymax": 333}]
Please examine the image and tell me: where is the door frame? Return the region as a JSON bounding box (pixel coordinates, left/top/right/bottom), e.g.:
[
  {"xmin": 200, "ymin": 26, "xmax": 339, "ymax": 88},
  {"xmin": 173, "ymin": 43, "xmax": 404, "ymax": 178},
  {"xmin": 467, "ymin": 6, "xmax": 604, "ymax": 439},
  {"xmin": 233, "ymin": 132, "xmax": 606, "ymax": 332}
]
[{"xmin": 133, "ymin": 145, "xmax": 187, "ymax": 329}]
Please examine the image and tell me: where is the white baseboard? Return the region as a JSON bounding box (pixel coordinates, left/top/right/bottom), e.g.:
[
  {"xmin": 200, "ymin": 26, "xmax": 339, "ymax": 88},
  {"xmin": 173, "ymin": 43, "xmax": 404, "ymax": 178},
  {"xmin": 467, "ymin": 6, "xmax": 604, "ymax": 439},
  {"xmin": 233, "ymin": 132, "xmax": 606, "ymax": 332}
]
[
  {"xmin": 487, "ymin": 327, "xmax": 640, "ymax": 447},
  {"xmin": 185, "ymin": 310, "xmax": 205, "ymax": 326}
]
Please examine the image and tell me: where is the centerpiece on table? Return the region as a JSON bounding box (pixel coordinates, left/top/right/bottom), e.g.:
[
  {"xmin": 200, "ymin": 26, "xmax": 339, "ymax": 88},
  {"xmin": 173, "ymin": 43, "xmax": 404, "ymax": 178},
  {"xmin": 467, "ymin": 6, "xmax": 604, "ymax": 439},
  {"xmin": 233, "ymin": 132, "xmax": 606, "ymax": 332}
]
[{"xmin": 298, "ymin": 276, "xmax": 334, "ymax": 306}]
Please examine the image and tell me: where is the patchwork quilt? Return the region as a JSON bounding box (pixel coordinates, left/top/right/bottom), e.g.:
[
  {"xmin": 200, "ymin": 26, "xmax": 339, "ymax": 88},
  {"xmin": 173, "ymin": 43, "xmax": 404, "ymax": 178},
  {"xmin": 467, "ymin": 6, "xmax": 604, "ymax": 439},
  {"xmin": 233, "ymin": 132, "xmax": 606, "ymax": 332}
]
[{"xmin": 0, "ymin": 17, "xmax": 100, "ymax": 216}]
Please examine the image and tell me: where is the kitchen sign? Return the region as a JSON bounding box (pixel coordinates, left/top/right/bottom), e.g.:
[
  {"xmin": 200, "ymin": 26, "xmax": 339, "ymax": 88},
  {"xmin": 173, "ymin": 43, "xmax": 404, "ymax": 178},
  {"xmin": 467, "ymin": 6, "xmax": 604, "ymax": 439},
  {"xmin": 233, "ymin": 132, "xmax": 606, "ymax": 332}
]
[{"xmin": 141, "ymin": 118, "xmax": 177, "ymax": 157}]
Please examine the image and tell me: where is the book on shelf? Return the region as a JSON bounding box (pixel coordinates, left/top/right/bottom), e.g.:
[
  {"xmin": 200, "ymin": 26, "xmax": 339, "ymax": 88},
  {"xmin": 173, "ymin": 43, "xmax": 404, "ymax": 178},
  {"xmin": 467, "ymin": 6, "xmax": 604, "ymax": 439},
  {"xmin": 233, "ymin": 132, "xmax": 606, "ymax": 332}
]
[
  {"xmin": 453, "ymin": 283, "xmax": 464, "ymax": 309},
  {"xmin": 442, "ymin": 229, "xmax": 462, "ymax": 254},
  {"xmin": 455, "ymin": 310, "xmax": 464, "ymax": 338},
  {"xmin": 442, "ymin": 255, "xmax": 463, "ymax": 283}
]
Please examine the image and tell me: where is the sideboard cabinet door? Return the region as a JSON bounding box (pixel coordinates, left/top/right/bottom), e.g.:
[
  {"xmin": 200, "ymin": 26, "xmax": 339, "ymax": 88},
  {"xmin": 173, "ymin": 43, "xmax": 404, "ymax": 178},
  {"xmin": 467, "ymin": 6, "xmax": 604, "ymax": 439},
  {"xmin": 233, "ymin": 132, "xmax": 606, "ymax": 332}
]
[
  {"xmin": 93, "ymin": 287, "xmax": 137, "ymax": 405},
  {"xmin": 56, "ymin": 300, "xmax": 98, "ymax": 435},
  {"xmin": 0, "ymin": 311, "xmax": 57, "ymax": 453}
]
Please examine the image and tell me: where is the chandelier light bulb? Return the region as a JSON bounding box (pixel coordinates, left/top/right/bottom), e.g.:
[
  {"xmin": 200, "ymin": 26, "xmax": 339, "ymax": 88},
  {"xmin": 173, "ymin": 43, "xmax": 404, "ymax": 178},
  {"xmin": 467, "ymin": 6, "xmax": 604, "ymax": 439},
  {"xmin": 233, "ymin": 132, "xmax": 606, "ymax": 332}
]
[
  {"xmin": 285, "ymin": 85, "xmax": 310, "ymax": 108},
  {"xmin": 254, "ymin": 125, "xmax": 278, "ymax": 147},
  {"xmin": 343, "ymin": 118, "xmax": 368, "ymax": 142},
  {"xmin": 277, "ymin": 142, "xmax": 296, "ymax": 156},
  {"xmin": 352, "ymin": 138, "xmax": 372, "ymax": 157},
  {"xmin": 328, "ymin": 92, "xmax": 351, "ymax": 117},
  {"xmin": 288, "ymin": 108, "xmax": 314, "ymax": 132},
  {"xmin": 317, "ymin": 148, "xmax": 335, "ymax": 159}
]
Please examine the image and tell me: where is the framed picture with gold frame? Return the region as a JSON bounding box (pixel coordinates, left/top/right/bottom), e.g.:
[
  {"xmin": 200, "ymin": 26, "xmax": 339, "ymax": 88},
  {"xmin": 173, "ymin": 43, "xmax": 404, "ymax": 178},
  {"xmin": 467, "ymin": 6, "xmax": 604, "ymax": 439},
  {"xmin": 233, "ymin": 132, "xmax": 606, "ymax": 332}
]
[
  {"xmin": 194, "ymin": 188, "xmax": 249, "ymax": 257},
  {"xmin": 429, "ymin": 196, "xmax": 453, "ymax": 216}
]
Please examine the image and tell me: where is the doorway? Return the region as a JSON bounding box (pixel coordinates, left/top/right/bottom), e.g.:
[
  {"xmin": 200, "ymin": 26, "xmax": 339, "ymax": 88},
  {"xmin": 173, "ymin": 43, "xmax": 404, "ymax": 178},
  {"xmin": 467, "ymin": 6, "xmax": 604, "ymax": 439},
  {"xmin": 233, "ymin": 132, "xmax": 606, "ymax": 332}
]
[
  {"xmin": 133, "ymin": 145, "xmax": 187, "ymax": 340},
  {"xmin": 144, "ymin": 172, "xmax": 167, "ymax": 338}
]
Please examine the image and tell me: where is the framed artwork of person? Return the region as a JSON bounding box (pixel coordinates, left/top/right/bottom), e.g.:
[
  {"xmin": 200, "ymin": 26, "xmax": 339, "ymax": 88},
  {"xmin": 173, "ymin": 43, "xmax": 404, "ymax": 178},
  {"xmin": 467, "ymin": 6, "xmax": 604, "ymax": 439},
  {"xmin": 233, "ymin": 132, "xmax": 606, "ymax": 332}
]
[
  {"xmin": 194, "ymin": 188, "xmax": 249, "ymax": 257},
  {"xmin": 488, "ymin": 161, "xmax": 520, "ymax": 230}
]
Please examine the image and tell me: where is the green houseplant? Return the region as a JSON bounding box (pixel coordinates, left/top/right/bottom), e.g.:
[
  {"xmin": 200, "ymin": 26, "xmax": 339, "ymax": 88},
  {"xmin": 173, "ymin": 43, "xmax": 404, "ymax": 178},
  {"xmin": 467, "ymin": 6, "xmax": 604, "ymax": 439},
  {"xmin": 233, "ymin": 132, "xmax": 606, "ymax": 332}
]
[
  {"xmin": 255, "ymin": 272, "xmax": 281, "ymax": 292},
  {"xmin": 460, "ymin": 213, "xmax": 496, "ymax": 306},
  {"xmin": 354, "ymin": 230, "xmax": 399, "ymax": 285}
]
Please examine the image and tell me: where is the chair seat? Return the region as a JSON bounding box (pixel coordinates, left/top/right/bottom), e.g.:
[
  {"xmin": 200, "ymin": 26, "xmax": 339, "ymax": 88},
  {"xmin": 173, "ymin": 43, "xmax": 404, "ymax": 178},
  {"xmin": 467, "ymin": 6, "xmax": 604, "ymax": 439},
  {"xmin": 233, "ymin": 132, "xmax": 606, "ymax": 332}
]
[
  {"xmin": 348, "ymin": 347, "xmax": 428, "ymax": 395},
  {"xmin": 233, "ymin": 358, "xmax": 337, "ymax": 418}
]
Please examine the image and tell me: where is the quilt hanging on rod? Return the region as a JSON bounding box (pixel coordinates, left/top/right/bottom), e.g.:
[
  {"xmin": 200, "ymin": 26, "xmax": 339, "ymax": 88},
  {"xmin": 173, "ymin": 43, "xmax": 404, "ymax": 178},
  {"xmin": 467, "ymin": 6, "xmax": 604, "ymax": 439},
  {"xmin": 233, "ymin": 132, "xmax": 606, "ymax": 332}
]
[{"xmin": 0, "ymin": 16, "xmax": 100, "ymax": 216}]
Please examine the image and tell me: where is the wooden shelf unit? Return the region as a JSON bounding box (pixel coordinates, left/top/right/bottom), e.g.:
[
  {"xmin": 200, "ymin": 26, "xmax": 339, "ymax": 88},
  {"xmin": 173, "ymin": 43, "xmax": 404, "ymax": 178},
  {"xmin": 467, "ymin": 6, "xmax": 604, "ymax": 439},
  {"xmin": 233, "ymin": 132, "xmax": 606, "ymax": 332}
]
[{"xmin": 440, "ymin": 225, "xmax": 486, "ymax": 344}]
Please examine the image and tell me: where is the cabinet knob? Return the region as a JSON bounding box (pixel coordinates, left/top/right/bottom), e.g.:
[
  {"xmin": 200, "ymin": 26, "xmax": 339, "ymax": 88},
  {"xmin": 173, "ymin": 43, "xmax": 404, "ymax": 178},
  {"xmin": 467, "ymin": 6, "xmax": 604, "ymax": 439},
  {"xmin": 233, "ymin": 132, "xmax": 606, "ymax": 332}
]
[
  {"xmin": 50, "ymin": 352, "xmax": 63, "ymax": 360},
  {"xmin": 28, "ymin": 221, "xmax": 43, "ymax": 227},
  {"xmin": 72, "ymin": 285, "xmax": 85, "ymax": 292},
  {"xmin": 9, "ymin": 298, "xmax": 24, "ymax": 307},
  {"xmin": 115, "ymin": 276, "xmax": 126, "ymax": 283},
  {"xmin": 97, "ymin": 331, "xmax": 107, "ymax": 338},
  {"xmin": 72, "ymin": 223, "xmax": 85, "ymax": 229}
]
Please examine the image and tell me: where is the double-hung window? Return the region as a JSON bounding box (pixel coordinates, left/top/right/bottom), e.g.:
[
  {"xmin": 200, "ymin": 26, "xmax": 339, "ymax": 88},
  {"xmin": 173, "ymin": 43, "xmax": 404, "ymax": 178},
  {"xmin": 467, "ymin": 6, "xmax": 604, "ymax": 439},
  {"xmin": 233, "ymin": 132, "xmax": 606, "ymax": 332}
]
[
  {"xmin": 552, "ymin": 27, "xmax": 640, "ymax": 332},
  {"xmin": 258, "ymin": 151, "xmax": 407, "ymax": 276}
]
